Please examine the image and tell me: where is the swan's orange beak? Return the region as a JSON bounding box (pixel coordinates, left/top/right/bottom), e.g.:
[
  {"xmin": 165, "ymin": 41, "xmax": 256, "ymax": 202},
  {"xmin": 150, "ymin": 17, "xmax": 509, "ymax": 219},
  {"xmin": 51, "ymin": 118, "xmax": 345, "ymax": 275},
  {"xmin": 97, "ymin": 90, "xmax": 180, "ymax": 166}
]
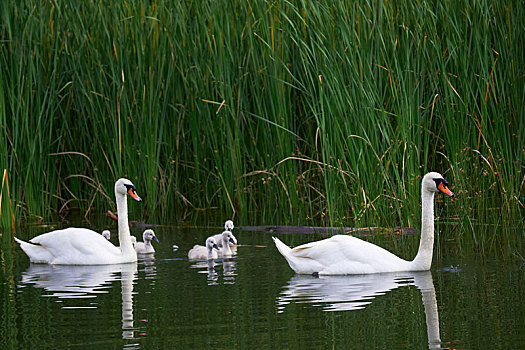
[
  {"xmin": 128, "ymin": 187, "xmax": 142, "ymax": 201},
  {"xmin": 438, "ymin": 182, "xmax": 454, "ymax": 197}
]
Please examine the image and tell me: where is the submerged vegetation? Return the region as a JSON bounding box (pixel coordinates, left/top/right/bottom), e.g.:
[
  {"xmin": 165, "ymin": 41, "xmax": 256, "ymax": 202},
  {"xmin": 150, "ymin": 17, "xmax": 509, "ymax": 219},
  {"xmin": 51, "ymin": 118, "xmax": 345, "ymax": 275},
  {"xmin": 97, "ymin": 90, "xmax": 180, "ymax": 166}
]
[{"xmin": 0, "ymin": 1, "xmax": 524, "ymax": 251}]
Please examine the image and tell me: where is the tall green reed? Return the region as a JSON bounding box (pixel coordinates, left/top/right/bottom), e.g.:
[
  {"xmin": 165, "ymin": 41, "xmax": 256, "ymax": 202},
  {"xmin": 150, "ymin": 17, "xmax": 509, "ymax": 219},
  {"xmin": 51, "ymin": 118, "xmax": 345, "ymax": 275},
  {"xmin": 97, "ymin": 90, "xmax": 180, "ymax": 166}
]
[{"xmin": 1, "ymin": 0, "xmax": 523, "ymax": 254}]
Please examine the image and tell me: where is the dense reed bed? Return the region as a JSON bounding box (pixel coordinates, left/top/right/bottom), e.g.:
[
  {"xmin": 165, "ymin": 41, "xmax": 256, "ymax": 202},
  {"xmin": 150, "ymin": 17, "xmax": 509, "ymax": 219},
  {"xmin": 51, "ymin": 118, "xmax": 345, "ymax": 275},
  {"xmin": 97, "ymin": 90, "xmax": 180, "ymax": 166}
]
[{"xmin": 1, "ymin": 1, "xmax": 524, "ymax": 251}]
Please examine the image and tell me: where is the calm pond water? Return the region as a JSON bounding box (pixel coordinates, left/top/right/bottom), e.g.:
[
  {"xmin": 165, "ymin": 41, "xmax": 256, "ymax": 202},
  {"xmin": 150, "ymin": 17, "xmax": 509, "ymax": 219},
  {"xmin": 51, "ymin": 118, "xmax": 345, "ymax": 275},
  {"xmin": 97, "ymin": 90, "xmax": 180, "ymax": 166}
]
[{"xmin": 2, "ymin": 222, "xmax": 525, "ymax": 349}]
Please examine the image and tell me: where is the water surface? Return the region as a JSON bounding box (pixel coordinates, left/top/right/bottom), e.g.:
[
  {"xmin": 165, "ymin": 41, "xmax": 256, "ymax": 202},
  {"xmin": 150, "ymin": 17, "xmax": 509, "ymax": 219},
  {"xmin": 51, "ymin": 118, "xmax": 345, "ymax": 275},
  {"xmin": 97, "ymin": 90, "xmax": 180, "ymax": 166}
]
[{"xmin": 2, "ymin": 224, "xmax": 525, "ymax": 349}]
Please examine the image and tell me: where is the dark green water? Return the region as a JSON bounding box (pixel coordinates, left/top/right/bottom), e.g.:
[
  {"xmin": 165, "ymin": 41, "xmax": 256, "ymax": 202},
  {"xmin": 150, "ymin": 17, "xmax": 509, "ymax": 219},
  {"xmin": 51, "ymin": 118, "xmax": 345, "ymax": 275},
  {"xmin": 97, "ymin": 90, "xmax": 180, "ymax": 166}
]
[{"xmin": 2, "ymin": 223, "xmax": 525, "ymax": 349}]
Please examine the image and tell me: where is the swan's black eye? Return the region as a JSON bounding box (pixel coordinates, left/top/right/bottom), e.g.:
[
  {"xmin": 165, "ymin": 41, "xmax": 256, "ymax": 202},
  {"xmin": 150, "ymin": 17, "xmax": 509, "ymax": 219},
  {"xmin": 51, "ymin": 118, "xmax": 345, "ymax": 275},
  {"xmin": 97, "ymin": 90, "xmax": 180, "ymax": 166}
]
[
  {"xmin": 124, "ymin": 184, "xmax": 136, "ymax": 193},
  {"xmin": 433, "ymin": 178, "xmax": 448, "ymax": 188}
]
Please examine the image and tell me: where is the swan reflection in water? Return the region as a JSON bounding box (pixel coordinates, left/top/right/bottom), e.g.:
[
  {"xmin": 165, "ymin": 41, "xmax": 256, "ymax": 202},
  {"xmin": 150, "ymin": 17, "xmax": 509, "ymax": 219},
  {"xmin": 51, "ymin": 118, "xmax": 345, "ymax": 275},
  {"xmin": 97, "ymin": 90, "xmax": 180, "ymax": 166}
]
[
  {"xmin": 138, "ymin": 254, "xmax": 157, "ymax": 279},
  {"xmin": 18, "ymin": 263, "xmax": 138, "ymax": 340},
  {"xmin": 190, "ymin": 258, "xmax": 237, "ymax": 285},
  {"xmin": 277, "ymin": 271, "xmax": 443, "ymax": 349}
]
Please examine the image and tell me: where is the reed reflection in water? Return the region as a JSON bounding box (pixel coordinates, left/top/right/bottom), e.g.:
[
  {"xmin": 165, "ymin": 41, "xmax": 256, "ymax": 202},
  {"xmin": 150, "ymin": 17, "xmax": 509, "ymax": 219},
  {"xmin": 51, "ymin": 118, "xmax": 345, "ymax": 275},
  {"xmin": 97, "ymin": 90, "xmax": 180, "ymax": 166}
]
[{"xmin": 277, "ymin": 271, "xmax": 443, "ymax": 349}]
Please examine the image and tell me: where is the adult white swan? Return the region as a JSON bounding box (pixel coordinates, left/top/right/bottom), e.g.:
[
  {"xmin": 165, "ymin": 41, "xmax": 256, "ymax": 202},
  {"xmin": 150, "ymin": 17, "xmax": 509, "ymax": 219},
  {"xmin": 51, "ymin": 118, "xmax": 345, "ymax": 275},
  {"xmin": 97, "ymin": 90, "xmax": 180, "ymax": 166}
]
[
  {"xmin": 15, "ymin": 178, "xmax": 142, "ymax": 265},
  {"xmin": 273, "ymin": 172, "xmax": 454, "ymax": 275}
]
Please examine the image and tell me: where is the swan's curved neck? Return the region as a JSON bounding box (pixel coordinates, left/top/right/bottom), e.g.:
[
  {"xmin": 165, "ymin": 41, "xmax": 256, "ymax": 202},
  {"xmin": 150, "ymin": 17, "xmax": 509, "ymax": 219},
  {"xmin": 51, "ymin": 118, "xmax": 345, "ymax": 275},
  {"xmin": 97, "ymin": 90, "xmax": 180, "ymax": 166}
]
[
  {"xmin": 116, "ymin": 192, "xmax": 135, "ymax": 255},
  {"xmin": 412, "ymin": 189, "xmax": 435, "ymax": 270}
]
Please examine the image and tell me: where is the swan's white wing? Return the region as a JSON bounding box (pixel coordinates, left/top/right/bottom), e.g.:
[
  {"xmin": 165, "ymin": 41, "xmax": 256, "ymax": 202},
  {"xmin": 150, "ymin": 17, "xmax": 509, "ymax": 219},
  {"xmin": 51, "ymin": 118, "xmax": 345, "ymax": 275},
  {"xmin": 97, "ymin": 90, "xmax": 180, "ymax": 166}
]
[
  {"xmin": 30, "ymin": 228, "xmax": 122, "ymax": 264},
  {"xmin": 286, "ymin": 235, "xmax": 410, "ymax": 275}
]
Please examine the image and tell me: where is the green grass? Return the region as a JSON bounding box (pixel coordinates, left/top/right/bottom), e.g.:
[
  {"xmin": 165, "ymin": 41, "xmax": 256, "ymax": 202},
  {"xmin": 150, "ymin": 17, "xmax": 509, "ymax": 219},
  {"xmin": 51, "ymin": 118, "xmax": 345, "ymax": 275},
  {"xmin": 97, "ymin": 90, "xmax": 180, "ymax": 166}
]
[{"xmin": 0, "ymin": 0, "xmax": 524, "ymax": 254}]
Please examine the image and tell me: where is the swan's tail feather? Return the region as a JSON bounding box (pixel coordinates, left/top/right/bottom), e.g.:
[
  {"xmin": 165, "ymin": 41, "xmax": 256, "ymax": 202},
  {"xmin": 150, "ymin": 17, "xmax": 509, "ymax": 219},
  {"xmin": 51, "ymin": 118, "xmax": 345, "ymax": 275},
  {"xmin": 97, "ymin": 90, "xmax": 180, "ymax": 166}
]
[
  {"xmin": 14, "ymin": 237, "xmax": 53, "ymax": 263},
  {"xmin": 272, "ymin": 236, "xmax": 292, "ymax": 256},
  {"xmin": 273, "ymin": 236, "xmax": 322, "ymax": 274},
  {"xmin": 273, "ymin": 236, "xmax": 302, "ymax": 273}
]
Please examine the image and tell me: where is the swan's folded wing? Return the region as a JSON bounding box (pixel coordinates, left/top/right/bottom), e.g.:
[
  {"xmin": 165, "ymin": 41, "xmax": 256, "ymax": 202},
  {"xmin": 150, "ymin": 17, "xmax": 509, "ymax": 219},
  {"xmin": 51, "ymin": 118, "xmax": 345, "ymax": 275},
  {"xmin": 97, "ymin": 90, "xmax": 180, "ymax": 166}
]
[
  {"xmin": 290, "ymin": 235, "xmax": 360, "ymax": 259},
  {"xmin": 286, "ymin": 236, "xmax": 352, "ymax": 270},
  {"xmin": 69, "ymin": 231, "xmax": 121, "ymax": 256},
  {"xmin": 31, "ymin": 228, "xmax": 121, "ymax": 260},
  {"xmin": 290, "ymin": 235, "xmax": 409, "ymax": 274}
]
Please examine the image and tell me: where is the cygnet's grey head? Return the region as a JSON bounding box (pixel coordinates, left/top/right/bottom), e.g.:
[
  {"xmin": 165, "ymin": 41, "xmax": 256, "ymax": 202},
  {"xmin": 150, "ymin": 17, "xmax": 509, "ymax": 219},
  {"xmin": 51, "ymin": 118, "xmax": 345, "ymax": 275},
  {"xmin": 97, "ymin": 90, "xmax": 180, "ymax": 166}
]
[
  {"xmin": 224, "ymin": 220, "xmax": 234, "ymax": 232},
  {"xmin": 101, "ymin": 230, "xmax": 111, "ymax": 240},
  {"xmin": 221, "ymin": 230, "xmax": 237, "ymax": 245},
  {"xmin": 206, "ymin": 237, "xmax": 220, "ymax": 250},
  {"xmin": 143, "ymin": 229, "xmax": 159, "ymax": 243}
]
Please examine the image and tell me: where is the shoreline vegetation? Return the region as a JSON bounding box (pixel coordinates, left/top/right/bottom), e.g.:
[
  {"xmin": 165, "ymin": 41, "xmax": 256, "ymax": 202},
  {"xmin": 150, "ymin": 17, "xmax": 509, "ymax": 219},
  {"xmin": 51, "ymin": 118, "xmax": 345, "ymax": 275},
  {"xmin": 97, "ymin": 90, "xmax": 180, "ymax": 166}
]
[{"xmin": 1, "ymin": 1, "xmax": 524, "ymax": 253}]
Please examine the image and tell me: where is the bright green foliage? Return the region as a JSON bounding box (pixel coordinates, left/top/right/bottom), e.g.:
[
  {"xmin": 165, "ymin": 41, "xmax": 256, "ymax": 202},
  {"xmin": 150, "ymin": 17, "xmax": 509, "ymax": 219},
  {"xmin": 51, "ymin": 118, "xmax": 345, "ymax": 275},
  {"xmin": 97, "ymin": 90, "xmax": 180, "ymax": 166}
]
[{"xmin": 1, "ymin": 1, "xmax": 523, "ymax": 246}]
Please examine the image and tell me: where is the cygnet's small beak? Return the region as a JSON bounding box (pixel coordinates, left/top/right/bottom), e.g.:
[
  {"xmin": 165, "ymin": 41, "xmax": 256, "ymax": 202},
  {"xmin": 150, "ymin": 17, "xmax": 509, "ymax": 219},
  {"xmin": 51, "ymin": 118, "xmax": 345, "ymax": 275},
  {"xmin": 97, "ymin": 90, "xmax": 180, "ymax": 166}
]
[
  {"xmin": 152, "ymin": 236, "xmax": 159, "ymax": 243},
  {"xmin": 213, "ymin": 244, "xmax": 219, "ymax": 250},
  {"xmin": 229, "ymin": 237, "xmax": 237, "ymax": 245}
]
